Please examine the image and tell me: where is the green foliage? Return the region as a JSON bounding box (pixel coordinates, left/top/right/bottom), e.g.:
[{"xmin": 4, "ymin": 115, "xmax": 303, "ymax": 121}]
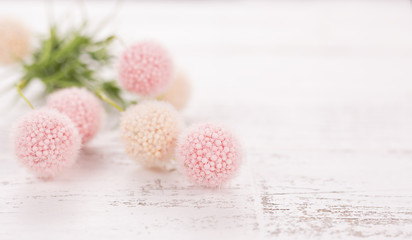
[{"xmin": 19, "ymin": 22, "xmax": 128, "ymax": 110}]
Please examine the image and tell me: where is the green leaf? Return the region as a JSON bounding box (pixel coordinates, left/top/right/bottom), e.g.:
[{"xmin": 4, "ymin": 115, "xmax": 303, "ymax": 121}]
[{"xmin": 18, "ymin": 22, "xmax": 127, "ymax": 111}]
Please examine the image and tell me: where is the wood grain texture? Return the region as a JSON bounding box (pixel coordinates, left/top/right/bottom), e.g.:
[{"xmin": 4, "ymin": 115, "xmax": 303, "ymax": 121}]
[{"xmin": 1, "ymin": 1, "xmax": 412, "ymax": 239}]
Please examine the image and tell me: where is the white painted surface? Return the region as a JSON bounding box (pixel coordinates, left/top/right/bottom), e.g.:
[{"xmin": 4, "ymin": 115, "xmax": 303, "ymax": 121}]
[{"xmin": 1, "ymin": 1, "xmax": 412, "ymax": 239}]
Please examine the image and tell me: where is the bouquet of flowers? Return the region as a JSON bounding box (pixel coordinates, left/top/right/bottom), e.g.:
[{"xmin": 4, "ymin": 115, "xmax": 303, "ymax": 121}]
[{"xmin": 0, "ymin": 8, "xmax": 242, "ymax": 188}]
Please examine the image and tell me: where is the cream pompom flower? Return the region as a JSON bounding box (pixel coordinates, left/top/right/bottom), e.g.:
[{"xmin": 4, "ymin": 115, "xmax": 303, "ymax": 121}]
[
  {"xmin": 12, "ymin": 109, "xmax": 81, "ymax": 178},
  {"xmin": 120, "ymin": 100, "xmax": 183, "ymax": 169},
  {"xmin": 162, "ymin": 71, "xmax": 191, "ymax": 110},
  {"xmin": 0, "ymin": 18, "xmax": 30, "ymax": 64},
  {"xmin": 177, "ymin": 123, "xmax": 242, "ymax": 187}
]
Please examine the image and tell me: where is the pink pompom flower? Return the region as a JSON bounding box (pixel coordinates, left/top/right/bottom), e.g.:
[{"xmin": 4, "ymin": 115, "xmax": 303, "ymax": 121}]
[
  {"xmin": 120, "ymin": 100, "xmax": 183, "ymax": 169},
  {"xmin": 47, "ymin": 87, "xmax": 104, "ymax": 144},
  {"xmin": 177, "ymin": 123, "xmax": 242, "ymax": 187},
  {"xmin": 118, "ymin": 41, "xmax": 174, "ymax": 96},
  {"xmin": 12, "ymin": 109, "xmax": 81, "ymax": 178}
]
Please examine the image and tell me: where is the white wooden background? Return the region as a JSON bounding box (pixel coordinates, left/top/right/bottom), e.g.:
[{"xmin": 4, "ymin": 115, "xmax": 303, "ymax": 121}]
[{"xmin": 1, "ymin": 0, "xmax": 412, "ymax": 239}]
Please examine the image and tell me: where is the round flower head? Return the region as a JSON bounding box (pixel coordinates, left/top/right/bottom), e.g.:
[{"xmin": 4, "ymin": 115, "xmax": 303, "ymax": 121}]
[
  {"xmin": 177, "ymin": 123, "xmax": 242, "ymax": 187},
  {"xmin": 162, "ymin": 71, "xmax": 191, "ymax": 110},
  {"xmin": 118, "ymin": 41, "xmax": 174, "ymax": 96},
  {"xmin": 12, "ymin": 109, "xmax": 81, "ymax": 178},
  {"xmin": 120, "ymin": 100, "xmax": 183, "ymax": 169},
  {"xmin": 0, "ymin": 18, "xmax": 30, "ymax": 64},
  {"xmin": 47, "ymin": 87, "xmax": 104, "ymax": 144}
]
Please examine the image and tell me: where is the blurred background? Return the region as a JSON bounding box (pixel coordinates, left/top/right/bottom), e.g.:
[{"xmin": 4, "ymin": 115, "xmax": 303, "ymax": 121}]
[{"xmin": 2, "ymin": 0, "xmax": 411, "ymax": 105}]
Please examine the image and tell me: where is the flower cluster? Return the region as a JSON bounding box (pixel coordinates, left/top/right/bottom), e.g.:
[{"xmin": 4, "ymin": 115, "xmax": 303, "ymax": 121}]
[
  {"xmin": 13, "ymin": 87, "xmax": 104, "ymax": 177},
  {"xmin": 5, "ymin": 16, "xmax": 241, "ymax": 187}
]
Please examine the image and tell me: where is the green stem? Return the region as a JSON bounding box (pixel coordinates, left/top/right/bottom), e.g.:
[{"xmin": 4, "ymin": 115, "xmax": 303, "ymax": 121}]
[
  {"xmin": 16, "ymin": 80, "xmax": 34, "ymax": 109},
  {"xmin": 95, "ymin": 90, "xmax": 124, "ymax": 112},
  {"xmin": 156, "ymin": 94, "xmax": 165, "ymax": 101},
  {"xmin": 92, "ymin": 0, "xmax": 123, "ymax": 35}
]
